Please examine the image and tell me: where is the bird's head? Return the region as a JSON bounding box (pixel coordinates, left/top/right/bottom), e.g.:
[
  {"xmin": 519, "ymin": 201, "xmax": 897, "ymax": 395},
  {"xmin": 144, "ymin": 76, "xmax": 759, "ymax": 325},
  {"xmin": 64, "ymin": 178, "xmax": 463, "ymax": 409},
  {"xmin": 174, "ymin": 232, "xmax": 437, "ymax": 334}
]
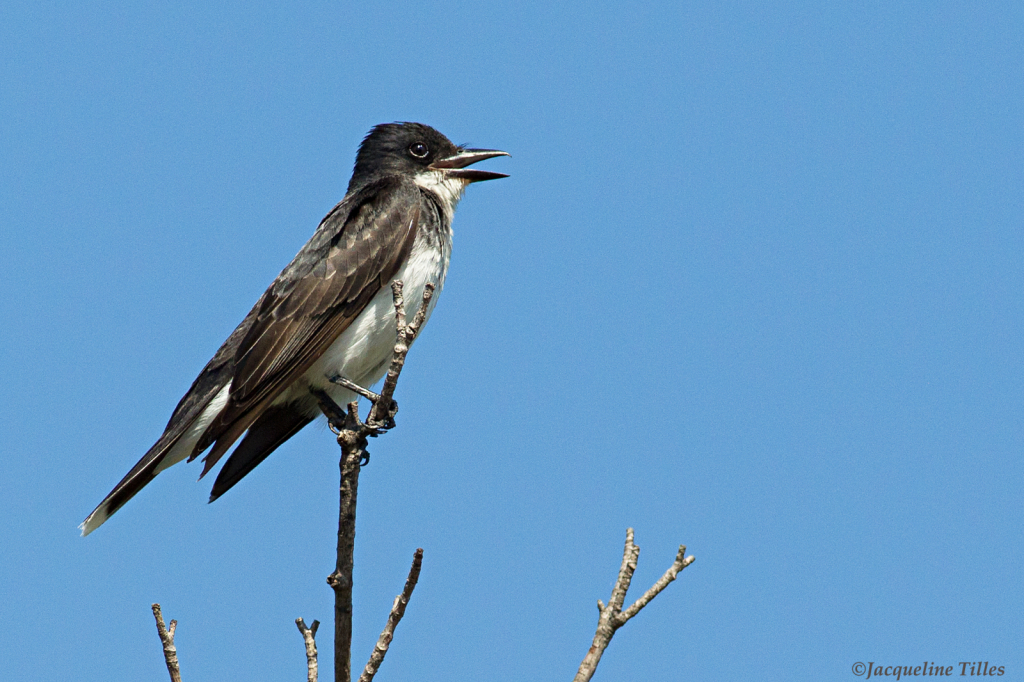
[{"xmin": 349, "ymin": 122, "xmax": 509, "ymax": 197}]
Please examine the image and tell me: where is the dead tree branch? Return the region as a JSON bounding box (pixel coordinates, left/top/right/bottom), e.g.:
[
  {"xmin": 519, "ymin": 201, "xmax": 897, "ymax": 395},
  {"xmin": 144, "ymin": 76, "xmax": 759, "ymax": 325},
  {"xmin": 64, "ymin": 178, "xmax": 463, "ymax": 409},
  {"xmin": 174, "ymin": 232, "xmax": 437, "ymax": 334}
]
[
  {"xmin": 367, "ymin": 281, "xmax": 434, "ymax": 428},
  {"xmin": 146, "ymin": 289, "xmax": 691, "ymax": 682},
  {"xmin": 358, "ymin": 548, "xmax": 424, "ymax": 682},
  {"xmin": 151, "ymin": 603, "xmax": 183, "ymax": 682},
  {"xmin": 296, "ymin": 618, "xmax": 321, "ymax": 682},
  {"xmin": 573, "ymin": 529, "xmax": 695, "ymax": 682},
  {"xmin": 311, "ymin": 399, "xmax": 367, "ymax": 682},
  {"xmin": 310, "ymin": 280, "xmax": 434, "ymax": 682}
]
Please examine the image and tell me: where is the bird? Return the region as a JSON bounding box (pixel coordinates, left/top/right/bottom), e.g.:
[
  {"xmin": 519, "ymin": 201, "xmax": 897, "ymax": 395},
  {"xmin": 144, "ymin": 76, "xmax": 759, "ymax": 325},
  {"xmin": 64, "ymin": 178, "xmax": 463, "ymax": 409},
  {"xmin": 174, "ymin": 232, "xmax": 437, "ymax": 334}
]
[{"xmin": 81, "ymin": 122, "xmax": 508, "ymax": 535}]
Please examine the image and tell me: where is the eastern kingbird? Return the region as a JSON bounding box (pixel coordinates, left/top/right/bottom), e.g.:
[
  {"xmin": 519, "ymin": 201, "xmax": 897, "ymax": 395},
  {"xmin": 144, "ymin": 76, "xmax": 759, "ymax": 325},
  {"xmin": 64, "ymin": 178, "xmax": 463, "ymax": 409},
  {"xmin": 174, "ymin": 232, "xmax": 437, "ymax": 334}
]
[{"xmin": 81, "ymin": 122, "xmax": 508, "ymax": 535}]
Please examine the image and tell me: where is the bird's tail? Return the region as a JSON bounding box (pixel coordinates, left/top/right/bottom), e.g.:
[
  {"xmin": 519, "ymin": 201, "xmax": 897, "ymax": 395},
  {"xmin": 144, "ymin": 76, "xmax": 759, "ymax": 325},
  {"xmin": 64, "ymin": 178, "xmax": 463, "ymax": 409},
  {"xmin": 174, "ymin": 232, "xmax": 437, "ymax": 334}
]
[
  {"xmin": 80, "ymin": 382, "xmax": 233, "ymax": 535},
  {"xmin": 80, "ymin": 434, "xmax": 182, "ymax": 536}
]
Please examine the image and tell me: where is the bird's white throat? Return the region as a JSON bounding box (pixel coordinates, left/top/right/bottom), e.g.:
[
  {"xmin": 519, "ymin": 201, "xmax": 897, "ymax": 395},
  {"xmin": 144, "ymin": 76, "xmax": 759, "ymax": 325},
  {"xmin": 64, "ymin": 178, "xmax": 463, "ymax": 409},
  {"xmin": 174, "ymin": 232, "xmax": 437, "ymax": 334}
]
[{"xmin": 414, "ymin": 170, "xmax": 467, "ymax": 220}]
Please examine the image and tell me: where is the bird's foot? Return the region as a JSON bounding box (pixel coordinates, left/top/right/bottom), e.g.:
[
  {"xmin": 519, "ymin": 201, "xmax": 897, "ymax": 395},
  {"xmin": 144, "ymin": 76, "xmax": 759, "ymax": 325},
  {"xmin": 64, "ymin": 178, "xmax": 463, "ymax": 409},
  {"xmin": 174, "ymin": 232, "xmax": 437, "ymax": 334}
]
[
  {"xmin": 312, "ymin": 388, "xmax": 376, "ymax": 466},
  {"xmin": 366, "ymin": 394, "xmax": 399, "ymax": 433},
  {"xmin": 329, "ymin": 375, "xmax": 398, "ymax": 433}
]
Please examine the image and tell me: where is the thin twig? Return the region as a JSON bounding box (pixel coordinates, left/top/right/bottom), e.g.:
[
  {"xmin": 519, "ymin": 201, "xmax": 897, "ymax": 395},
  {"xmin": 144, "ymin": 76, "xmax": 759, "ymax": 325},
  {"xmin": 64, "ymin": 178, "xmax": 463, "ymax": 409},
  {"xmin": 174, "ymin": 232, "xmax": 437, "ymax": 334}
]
[
  {"xmin": 151, "ymin": 603, "xmax": 183, "ymax": 682},
  {"xmin": 309, "ymin": 279, "xmax": 434, "ymax": 682},
  {"xmin": 620, "ymin": 545, "xmax": 693, "ymax": 621},
  {"xmin": 573, "ymin": 530, "xmax": 695, "ymax": 682},
  {"xmin": 358, "ymin": 548, "xmax": 424, "ymax": 682},
  {"xmin": 608, "ymin": 529, "xmax": 640, "ymax": 612},
  {"xmin": 366, "ymin": 281, "xmax": 434, "ymax": 428},
  {"xmin": 296, "ymin": 618, "xmax": 320, "ymax": 682}
]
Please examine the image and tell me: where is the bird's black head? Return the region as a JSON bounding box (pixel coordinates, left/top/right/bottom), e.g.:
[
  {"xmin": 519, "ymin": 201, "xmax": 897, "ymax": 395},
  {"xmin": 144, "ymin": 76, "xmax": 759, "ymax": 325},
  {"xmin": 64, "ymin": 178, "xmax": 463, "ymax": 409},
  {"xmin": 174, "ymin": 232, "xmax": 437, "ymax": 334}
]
[{"xmin": 348, "ymin": 122, "xmax": 508, "ymax": 192}]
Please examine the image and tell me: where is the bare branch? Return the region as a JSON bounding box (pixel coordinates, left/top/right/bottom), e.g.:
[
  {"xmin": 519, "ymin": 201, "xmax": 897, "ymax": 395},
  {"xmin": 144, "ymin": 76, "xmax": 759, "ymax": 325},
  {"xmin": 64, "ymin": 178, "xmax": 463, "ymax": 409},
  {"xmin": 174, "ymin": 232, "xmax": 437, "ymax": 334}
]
[
  {"xmin": 405, "ymin": 283, "xmax": 433, "ymax": 338},
  {"xmin": 573, "ymin": 530, "xmax": 695, "ymax": 682},
  {"xmin": 607, "ymin": 528, "xmax": 639, "ymax": 612},
  {"xmin": 151, "ymin": 603, "xmax": 183, "ymax": 682},
  {"xmin": 308, "ymin": 280, "xmax": 433, "ymax": 682},
  {"xmin": 295, "ymin": 618, "xmax": 320, "ymax": 682},
  {"xmin": 325, "ymin": 399, "xmax": 367, "ymax": 682},
  {"xmin": 358, "ymin": 548, "xmax": 424, "ymax": 682},
  {"xmin": 620, "ymin": 545, "xmax": 695, "ymax": 622},
  {"xmin": 367, "ymin": 281, "xmax": 434, "ymax": 428},
  {"xmin": 391, "ymin": 279, "xmax": 408, "ymax": 330}
]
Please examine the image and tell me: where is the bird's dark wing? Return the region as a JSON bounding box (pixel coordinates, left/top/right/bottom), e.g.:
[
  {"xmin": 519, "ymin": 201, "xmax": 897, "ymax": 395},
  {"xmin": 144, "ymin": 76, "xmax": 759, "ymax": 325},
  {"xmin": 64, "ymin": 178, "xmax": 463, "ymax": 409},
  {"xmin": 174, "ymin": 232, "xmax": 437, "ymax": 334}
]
[
  {"xmin": 208, "ymin": 403, "xmax": 314, "ymax": 502},
  {"xmin": 81, "ymin": 177, "xmax": 420, "ymax": 534},
  {"xmin": 193, "ymin": 176, "xmax": 422, "ymax": 474}
]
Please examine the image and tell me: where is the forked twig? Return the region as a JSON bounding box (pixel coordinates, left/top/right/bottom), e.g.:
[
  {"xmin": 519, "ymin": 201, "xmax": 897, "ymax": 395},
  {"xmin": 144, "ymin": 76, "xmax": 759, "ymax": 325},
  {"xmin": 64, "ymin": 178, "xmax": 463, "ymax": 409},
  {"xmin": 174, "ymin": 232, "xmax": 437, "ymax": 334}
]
[
  {"xmin": 573, "ymin": 529, "xmax": 695, "ymax": 682},
  {"xmin": 151, "ymin": 603, "xmax": 183, "ymax": 682},
  {"xmin": 295, "ymin": 618, "xmax": 320, "ymax": 682},
  {"xmin": 367, "ymin": 281, "xmax": 435, "ymax": 428},
  {"xmin": 309, "ymin": 279, "xmax": 434, "ymax": 682}
]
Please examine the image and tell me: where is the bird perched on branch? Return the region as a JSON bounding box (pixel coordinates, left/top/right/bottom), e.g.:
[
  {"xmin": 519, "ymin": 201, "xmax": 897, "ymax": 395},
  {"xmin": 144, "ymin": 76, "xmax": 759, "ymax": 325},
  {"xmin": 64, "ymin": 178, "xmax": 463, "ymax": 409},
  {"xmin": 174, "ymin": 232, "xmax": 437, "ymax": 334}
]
[{"xmin": 81, "ymin": 122, "xmax": 508, "ymax": 535}]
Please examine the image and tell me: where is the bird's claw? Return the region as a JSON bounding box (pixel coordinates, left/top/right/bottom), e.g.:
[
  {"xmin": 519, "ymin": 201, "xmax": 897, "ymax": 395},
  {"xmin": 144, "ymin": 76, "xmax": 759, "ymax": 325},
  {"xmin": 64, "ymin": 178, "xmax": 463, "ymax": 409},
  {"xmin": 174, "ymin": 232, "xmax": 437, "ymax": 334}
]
[
  {"xmin": 365, "ymin": 415, "xmax": 397, "ymax": 435},
  {"xmin": 329, "ymin": 375, "xmax": 398, "ymax": 430},
  {"xmin": 365, "ymin": 397, "xmax": 398, "ymax": 432}
]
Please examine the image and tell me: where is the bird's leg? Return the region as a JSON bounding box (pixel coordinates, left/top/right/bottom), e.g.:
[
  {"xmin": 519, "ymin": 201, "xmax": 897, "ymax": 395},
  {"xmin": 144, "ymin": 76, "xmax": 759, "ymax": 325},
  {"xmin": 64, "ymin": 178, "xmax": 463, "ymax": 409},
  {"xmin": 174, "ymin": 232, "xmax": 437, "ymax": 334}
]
[
  {"xmin": 317, "ymin": 280, "xmax": 433, "ymax": 438},
  {"xmin": 329, "ymin": 375, "xmax": 382, "ymax": 403},
  {"xmin": 311, "ymin": 387, "xmax": 356, "ymax": 431},
  {"xmin": 329, "ymin": 375, "xmax": 398, "ymax": 432},
  {"xmin": 310, "ymin": 388, "xmax": 374, "ymax": 464}
]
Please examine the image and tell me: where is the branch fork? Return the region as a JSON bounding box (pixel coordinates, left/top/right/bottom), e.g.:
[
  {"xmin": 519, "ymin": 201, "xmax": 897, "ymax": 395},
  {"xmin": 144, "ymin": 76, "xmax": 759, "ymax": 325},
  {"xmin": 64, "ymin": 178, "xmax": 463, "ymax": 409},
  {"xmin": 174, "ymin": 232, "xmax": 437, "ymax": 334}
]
[
  {"xmin": 151, "ymin": 604, "xmax": 183, "ymax": 682},
  {"xmin": 295, "ymin": 618, "xmax": 320, "ymax": 682},
  {"xmin": 314, "ymin": 280, "xmax": 435, "ymax": 445},
  {"xmin": 307, "ymin": 279, "xmax": 433, "ymax": 682},
  {"xmin": 293, "ymin": 548, "xmax": 422, "ymax": 682},
  {"xmin": 574, "ymin": 529, "xmax": 695, "ymax": 682},
  {"xmin": 146, "ymin": 282, "xmax": 696, "ymax": 682}
]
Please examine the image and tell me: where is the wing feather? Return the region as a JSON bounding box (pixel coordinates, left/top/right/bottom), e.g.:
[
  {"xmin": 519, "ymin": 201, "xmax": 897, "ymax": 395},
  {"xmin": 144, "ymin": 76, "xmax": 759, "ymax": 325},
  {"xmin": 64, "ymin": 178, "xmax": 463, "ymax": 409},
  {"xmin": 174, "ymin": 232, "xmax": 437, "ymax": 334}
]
[
  {"xmin": 193, "ymin": 177, "xmax": 422, "ymax": 471},
  {"xmin": 83, "ymin": 176, "xmax": 425, "ymax": 534}
]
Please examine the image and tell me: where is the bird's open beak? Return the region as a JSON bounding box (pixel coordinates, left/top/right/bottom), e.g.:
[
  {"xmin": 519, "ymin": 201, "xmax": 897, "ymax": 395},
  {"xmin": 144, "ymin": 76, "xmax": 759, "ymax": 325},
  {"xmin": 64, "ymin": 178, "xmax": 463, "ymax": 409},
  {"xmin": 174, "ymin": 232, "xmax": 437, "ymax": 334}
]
[{"xmin": 429, "ymin": 148, "xmax": 510, "ymax": 182}]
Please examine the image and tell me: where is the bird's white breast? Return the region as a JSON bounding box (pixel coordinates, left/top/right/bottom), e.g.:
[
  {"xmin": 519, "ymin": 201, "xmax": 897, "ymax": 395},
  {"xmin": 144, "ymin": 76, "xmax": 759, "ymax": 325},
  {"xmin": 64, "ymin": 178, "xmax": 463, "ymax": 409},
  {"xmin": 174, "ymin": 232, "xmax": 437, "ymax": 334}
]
[{"xmin": 296, "ymin": 225, "xmax": 451, "ymax": 406}]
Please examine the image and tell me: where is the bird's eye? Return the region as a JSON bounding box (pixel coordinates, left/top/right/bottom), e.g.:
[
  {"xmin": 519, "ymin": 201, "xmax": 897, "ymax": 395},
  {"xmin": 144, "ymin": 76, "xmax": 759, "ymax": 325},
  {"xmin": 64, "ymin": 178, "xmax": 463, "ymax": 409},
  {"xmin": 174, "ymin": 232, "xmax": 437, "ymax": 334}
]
[{"xmin": 409, "ymin": 142, "xmax": 429, "ymax": 158}]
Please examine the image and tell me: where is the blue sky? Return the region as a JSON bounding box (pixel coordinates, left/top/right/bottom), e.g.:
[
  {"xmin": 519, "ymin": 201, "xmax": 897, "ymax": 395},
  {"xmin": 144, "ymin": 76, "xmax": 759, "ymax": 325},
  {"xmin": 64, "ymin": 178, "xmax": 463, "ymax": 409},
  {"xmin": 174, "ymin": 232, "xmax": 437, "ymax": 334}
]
[{"xmin": 1, "ymin": 2, "xmax": 1022, "ymax": 680}]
